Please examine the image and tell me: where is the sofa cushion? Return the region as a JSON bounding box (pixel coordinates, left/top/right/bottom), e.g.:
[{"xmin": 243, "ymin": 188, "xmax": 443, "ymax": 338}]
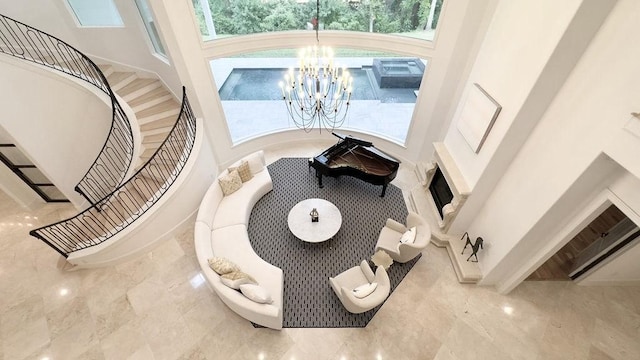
[
  {"xmin": 353, "ymin": 282, "xmax": 378, "ymax": 299},
  {"xmin": 208, "ymin": 257, "xmax": 240, "ymax": 275},
  {"xmin": 212, "ymin": 169, "xmax": 273, "ymax": 229},
  {"xmin": 245, "ymin": 150, "xmax": 266, "ymax": 174},
  {"xmin": 211, "ymin": 224, "xmax": 282, "ymax": 304},
  {"xmin": 400, "ymin": 227, "xmax": 417, "ymax": 244},
  {"xmin": 240, "ymin": 284, "xmax": 273, "ymax": 304},
  {"xmin": 195, "ymin": 183, "xmax": 224, "ymax": 229},
  {"xmin": 228, "ymin": 160, "xmax": 253, "ymax": 183},
  {"xmin": 220, "ymin": 271, "xmax": 257, "ymax": 289},
  {"xmin": 219, "ymin": 170, "xmax": 243, "ymax": 196}
]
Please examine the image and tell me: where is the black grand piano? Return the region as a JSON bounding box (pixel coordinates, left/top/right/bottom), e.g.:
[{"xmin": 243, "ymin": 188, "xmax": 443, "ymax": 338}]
[{"xmin": 310, "ymin": 133, "xmax": 401, "ymax": 197}]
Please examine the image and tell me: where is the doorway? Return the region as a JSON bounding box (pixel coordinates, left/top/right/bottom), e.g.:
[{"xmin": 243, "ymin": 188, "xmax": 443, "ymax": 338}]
[{"xmin": 526, "ymin": 205, "xmax": 632, "ymax": 281}]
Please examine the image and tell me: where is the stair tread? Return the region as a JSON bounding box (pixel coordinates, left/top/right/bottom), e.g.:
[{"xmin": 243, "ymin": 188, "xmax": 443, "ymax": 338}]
[
  {"xmin": 128, "ymin": 87, "xmax": 172, "ymax": 107},
  {"xmin": 141, "ymin": 147, "xmax": 183, "ymax": 159},
  {"xmin": 140, "ymin": 116, "xmax": 177, "ymax": 131},
  {"xmin": 118, "ymin": 79, "xmax": 161, "ymax": 97},
  {"xmin": 97, "ymin": 64, "xmax": 113, "ymax": 73},
  {"xmin": 136, "ymin": 99, "xmax": 180, "ymax": 119},
  {"xmin": 141, "ymin": 148, "xmax": 157, "ymax": 159},
  {"xmin": 107, "ymin": 71, "xmax": 136, "ymax": 88},
  {"xmin": 143, "ymin": 132, "xmax": 170, "ymax": 144},
  {"xmin": 141, "ymin": 141, "xmax": 188, "ymax": 160},
  {"xmin": 141, "ymin": 127, "xmax": 174, "ymax": 137}
]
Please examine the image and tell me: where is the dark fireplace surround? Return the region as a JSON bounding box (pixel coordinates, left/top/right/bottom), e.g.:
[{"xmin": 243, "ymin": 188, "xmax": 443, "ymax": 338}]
[
  {"xmin": 429, "ymin": 167, "xmax": 454, "ymax": 219},
  {"xmin": 423, "ymin": 143, "xmax": 470, "ymax": 233}
]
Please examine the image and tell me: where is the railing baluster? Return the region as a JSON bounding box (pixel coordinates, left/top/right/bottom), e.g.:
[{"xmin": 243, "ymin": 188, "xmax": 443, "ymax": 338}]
[
  {"xmin": 0, "ymin": 13, "xmax": 134, "ymax": 204},
  {"xmin": 0, "ymin": 14, "xmax": 197, "ymax": 258},
  {"xmin": 29, "ymin": 87, "xmax": 196, "ymax": 257}
]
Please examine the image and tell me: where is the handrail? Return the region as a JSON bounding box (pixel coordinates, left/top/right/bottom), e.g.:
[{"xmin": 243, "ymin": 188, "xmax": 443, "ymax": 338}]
[
  {"xmin": 0, "ymin": 13, "xmax": 134, "ymax": 204},
  {"xmin": 29, "ymin": 87, "xmax": 196, "ymax": 257}
]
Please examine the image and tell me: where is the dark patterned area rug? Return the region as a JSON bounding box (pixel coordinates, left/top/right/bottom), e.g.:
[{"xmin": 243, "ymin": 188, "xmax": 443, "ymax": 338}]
[{"xmin": 247, "ymin": 158, "xmax": 421, "ymax": 328}]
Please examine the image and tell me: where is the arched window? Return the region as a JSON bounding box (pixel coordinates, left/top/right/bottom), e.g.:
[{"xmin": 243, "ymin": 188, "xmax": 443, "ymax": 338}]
[
  {"xmin": 192, "ymin": 0, "xmax": 445, "ymax": 42},
  {"xmin": 211, "ymin": 48, "xmax": 427, "ymax": 145}
]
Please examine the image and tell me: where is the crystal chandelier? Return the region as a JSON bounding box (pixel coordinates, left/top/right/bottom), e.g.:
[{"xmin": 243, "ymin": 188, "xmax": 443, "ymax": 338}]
[{"xmin": 278, "ymin": 0, "xmax": 353, "ymax": 133}]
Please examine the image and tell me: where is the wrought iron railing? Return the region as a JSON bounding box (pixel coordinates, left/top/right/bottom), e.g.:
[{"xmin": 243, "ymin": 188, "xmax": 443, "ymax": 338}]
[
  {"xmin": 29, "ymin": 87, "xmax": 196, "ymax": 257},
  {"xmin": 0, "ymin": 13, "xmax": 134, "ymax": 204}
]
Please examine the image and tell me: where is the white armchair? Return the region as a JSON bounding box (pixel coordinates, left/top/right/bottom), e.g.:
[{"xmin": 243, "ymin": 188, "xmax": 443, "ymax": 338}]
[
  {"xmin": 374, "ymin": 212, "xmax": 431, "ymax": 263},
  {"xmin": 329, "ymin": 260, "xmax": 391, "ymax": 314}
]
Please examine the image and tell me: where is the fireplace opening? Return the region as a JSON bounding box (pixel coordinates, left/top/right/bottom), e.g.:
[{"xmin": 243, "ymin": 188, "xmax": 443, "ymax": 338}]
[{"xmin": 429, "ymin": 167, "xmax": 454, "ymax": 219}]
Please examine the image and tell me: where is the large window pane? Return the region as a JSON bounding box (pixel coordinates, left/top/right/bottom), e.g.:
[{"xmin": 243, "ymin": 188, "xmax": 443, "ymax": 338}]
[
  {"xmin": 135, "ymin": 0, "xmax": 168, "ymax": 58},
  {"xmin": 67, "ymin": 0, "xmax": 124, "ymax": 27},
  {"xmin": 193, "ymin": 0, "xmax": 444, "ymax": 42},
  {"xmin": 211, "ymin": 48, "xmax": 426, "ymax": 145}
]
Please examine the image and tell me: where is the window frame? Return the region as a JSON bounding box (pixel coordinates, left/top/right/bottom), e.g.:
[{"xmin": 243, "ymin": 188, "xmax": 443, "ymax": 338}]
[
  {"xmin": 134, "ymin": 0, "xmax": 169, "ymax": 60},
  {"xmin": 65, "ymin": 0, "xmax": 125, "ymax": 28}
]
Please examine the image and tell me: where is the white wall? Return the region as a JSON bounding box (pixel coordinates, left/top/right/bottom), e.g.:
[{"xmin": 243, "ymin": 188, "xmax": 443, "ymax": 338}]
[
  {"xmin": 436, "ymin": 0, "xmax": 618, "ymax": 250},
  {"xmin": 0, "ymin": 1, "xmax": 79, "ymax": 44},
  {"xmin": 0, "ymin": 57, "xmax": 112, "ymax": 206},
  {"xmin": 459, "ymin": 0, "xmax": 640, "ymax": 289},
  {"xmin": 69, "ymin": 0, "xmax": 182, "ymax": 95},
  {"xmin": 444, "ymin": 0, "xmax": 583, "ymax": 188},
  {"xmin": 0, "ymin": 0, "xmax": 182, "ymax": 96}
]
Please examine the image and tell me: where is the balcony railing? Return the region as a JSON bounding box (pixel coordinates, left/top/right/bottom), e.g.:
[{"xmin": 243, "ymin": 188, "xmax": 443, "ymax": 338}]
[
  {"xmin": 0, "ymin": 13, "xmax": 134, "ymax": 204},
  {"xmin": 29, "ymin": 87, "xmax": 196, "ymax": 257}
]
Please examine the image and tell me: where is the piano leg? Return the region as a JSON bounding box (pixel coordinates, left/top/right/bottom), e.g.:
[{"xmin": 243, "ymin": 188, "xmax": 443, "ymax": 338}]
[
  {"xmin": 380, "ymin": 184, "xmax": 387, "ymax": 197},
  {"xmin": 318, "ymin": 174, "xmax": 324, "ymax": 188}
]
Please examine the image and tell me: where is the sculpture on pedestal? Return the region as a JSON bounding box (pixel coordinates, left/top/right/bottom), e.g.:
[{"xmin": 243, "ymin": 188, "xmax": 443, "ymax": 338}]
[{"xmin": 461, "ymin": 232, "xmax": 483, "ymax": 262}]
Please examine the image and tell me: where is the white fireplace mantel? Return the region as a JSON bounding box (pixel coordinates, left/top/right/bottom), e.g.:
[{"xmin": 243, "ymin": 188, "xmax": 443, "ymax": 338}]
[{"xmin": 410, "ymin": 142, "xmax": 481, "ymax": 283}]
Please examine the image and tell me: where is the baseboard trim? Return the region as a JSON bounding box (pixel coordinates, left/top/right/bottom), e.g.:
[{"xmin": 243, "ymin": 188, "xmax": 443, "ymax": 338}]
[{"xmin": 577, "ymin": 279, "xmax": 640, "ymax": 287}]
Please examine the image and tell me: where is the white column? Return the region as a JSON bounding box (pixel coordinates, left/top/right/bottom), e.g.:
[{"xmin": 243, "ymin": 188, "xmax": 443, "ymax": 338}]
[{"xmin": 149, "ymin": 0, "xmax": 229, "ymax": 161}]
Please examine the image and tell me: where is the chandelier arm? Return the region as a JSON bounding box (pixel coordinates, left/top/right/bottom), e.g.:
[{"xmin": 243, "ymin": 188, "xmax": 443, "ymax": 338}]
[
  {"xmin": 288, "ymin": 92, "xmax": 319, "ymax": 132},
  {"xmin": 279, "ymin": 0, "xmax": 352, "ymax": 133}
]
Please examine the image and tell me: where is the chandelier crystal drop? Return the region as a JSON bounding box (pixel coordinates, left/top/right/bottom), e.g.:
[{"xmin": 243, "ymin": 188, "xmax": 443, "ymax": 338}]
[{"xmin": 279, "ymin": 0, "xmax": 353, "ymax": 133}]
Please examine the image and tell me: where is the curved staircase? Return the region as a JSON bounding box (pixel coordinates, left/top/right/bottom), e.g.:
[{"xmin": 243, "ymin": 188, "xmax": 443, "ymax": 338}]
[
  {"xmin": 97, "ymin": 65, "xmax": 181, "ymax": 166},
  {"xmin": 1, "ymin": 12, "xmax": 204, "ymax": 265}
]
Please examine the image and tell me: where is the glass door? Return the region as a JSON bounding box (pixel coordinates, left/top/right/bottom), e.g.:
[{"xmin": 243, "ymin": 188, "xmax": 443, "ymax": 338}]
[{"xmin": 0, "ymin": 144, "xmax": 68, "ymax": 202}]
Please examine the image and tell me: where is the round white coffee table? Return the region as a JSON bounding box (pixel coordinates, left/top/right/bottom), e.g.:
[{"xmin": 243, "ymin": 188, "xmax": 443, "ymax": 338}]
[{"xmin": 287, "ymin": 198, "xmax": 342, "ymax": 243}]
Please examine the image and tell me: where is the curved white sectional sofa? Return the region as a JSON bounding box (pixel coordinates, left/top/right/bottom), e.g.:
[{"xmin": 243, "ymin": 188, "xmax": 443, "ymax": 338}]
[{"xmin": 194, "ymin": 151, "xmax": 283, "ymax": 330}]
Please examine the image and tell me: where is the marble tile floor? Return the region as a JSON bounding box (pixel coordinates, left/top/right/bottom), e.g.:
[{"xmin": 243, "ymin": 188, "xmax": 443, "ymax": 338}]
[{"xmin": 1, "ymin": 144, "xmax": 640, "ymax": 360}]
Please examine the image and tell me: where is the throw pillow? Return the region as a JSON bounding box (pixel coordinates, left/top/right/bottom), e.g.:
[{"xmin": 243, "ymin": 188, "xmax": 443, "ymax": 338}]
[
  {"xmin": 208, "ymin": 257, "xmax": 240, "ymax": 275},
  {"xmin": 228, "ymin": 160, "xmax": 253, "ymax": 183},
  {"xmin": 239, "ymin": 283, "xmax": 273, "ymax": 304},
  {"xmin": 352, "ymin": 282, "xmax": 378, "ymax": 299},
  {"xmin": 400, "ymin": 226, "xmax": 417, "ymax": 244},
  {"xmin": 220, "ymin": 271, "xmax": 257, "ymax": 290},
  {"xmin": 218, "ymin": 169, "xmax": 242, "ymax": 196}
]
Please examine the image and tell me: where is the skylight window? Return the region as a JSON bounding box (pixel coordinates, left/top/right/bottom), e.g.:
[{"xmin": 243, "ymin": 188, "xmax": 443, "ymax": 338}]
[{"xmin": 66, "ymin": 0, "xmax": 124, "ymax": 27}]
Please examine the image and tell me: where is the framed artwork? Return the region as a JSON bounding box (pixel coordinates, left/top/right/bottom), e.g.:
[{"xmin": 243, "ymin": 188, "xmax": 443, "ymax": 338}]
[{"xmin": 456, "ymin": 83, "xmax": 502, "ymax": 153}]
